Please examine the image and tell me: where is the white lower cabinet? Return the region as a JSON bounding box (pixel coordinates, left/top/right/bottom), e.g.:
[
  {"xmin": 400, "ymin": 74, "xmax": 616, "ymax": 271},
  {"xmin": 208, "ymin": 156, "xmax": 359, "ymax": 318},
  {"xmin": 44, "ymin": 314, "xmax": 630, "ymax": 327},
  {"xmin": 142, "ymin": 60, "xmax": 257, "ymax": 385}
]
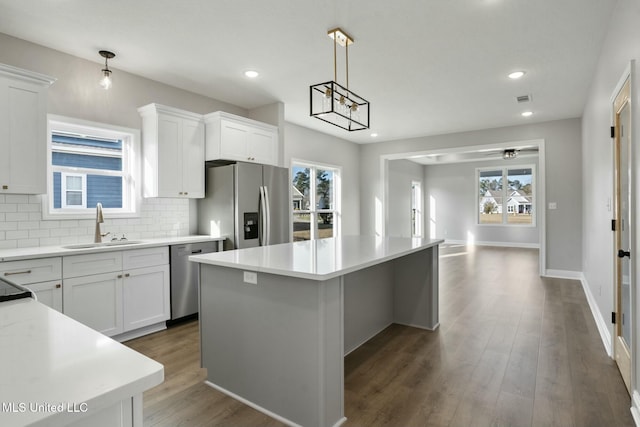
[
  {"xmin": 123, "ymin": 264, "xmax": 170, "ymax": 331},
  {"xmin": 63, "ymin": 247, "xmax": 170, "ymax": 338},
  {"xmin": 24, "ymin": 280, "xmax": 63, "ymax": 312},
  {"xmin": 0, "ymin": 257, "xmax": 62, "ymax": 312},
  {"xmin": 64, "ymin": 272, "xmax": 124, "ymax": 336}
]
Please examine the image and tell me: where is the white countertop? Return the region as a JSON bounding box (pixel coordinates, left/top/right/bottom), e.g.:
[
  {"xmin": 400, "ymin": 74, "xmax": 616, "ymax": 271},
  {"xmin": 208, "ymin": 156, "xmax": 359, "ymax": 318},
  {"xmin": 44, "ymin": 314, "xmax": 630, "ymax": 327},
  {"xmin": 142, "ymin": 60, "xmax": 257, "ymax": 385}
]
[
  {"xmin": 0, "ymin": 235, "xmax": 225, "ymax": 262},
  {"xmin": 190, "ymin": 235, "xmax": 444, "ymax": 280},
  {"xmin": 0, "ymin": 298, "xmax": 164, "ymax": 427}
]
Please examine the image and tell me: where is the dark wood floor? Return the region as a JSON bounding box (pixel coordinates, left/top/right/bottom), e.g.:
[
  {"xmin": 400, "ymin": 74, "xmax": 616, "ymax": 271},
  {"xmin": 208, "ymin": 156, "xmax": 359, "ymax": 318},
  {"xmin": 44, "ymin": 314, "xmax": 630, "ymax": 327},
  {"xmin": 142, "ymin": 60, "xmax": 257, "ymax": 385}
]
[{"xmin": 126, "ymin": 245, "xmax": 633, "ymax": 427}]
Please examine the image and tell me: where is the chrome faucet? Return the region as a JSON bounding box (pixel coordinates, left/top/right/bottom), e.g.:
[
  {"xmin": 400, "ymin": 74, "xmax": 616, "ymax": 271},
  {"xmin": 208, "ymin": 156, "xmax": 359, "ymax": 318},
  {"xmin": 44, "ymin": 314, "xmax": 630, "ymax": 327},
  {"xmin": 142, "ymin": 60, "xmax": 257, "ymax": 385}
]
[{"xmin": 94, "ymin": 203, "xmax": 110, "ymax": 243}]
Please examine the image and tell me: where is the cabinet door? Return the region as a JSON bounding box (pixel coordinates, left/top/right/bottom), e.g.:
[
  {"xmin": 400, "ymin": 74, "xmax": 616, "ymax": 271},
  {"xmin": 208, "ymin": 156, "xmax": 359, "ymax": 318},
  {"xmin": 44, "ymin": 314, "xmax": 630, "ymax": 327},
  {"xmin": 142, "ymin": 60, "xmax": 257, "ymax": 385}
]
[
  {"xmin": 25, "ymin": 280, "xmax": 63, "ymax": 312},
  {"xmin": 156, "ymin": 113, "xmax": 183, "ymax": 197},
  {"xmin": 63, "ymin": 272, "xmax": 124, "ymax": 336},
  {"xmin": 181, "ymin": 118, "xmax": 204, "ymax": 198},
  {"xmin": 220, "ymin": 119, "xmax": 249, "ymax": 161},
  {"xmin": 0, "ymin": 76, "xmax": 47, "ymax": 194},
  {"xmin": 247, "ymin": 127, "xmax": 277, "ymax": 166},
  {"xmin": 123, "ymin": 265, "xmax": 170, "ymax": 332}
]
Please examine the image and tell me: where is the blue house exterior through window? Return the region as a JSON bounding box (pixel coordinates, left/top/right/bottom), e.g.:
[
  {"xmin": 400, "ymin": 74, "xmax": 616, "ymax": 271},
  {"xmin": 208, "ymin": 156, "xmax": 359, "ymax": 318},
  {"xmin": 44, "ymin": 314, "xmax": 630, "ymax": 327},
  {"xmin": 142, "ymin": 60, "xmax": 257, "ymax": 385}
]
[{"xmin": 51, "ymin": 133, "xmax": 124, "ymax": 209}]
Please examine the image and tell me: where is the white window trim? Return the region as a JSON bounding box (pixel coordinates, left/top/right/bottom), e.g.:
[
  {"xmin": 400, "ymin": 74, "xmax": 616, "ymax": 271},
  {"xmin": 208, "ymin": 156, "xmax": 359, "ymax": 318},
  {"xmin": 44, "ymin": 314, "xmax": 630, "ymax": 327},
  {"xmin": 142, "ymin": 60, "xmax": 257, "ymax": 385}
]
[
  {"xmin": 476, "ymin": 164, "xmax": 536, "ymax": 227},
  {"xmin": 291, "ymin": 159, "xmax": 342, "ymax": 240},
  {"xmin": 61, "ymin": 172, "xmax": 87, "ymax": 209},
  {"xmin": 42, "ymin": 115, "xmax": 141, "ymax": 220}
]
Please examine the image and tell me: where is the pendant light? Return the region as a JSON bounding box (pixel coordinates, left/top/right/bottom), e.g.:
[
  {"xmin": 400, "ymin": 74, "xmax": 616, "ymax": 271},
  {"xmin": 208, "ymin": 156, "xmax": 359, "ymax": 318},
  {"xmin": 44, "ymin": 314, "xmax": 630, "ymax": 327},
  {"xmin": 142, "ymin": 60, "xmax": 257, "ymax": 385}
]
[
  {"xmin": 310, "ymin": 28, "xmax": 369, "ymax": 131},
  {"xmin": 98, "ymin": 50, "xmax": 115, "ymax": 90}
]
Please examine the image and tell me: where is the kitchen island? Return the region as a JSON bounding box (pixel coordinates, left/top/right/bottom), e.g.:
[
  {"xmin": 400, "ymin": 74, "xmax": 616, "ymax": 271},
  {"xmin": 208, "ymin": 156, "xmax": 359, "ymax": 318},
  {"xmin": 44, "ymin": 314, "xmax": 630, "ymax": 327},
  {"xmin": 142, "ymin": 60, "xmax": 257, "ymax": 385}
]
[{"xmin": 190, "ymin": 235, "xmax": 443, "ymax": 427}]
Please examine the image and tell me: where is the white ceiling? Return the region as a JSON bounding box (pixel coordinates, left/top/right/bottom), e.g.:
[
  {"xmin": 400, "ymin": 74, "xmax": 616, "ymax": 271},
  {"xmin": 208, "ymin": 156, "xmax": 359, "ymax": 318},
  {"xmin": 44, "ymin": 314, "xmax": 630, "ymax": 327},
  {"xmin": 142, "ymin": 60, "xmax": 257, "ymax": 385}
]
[{"xmin": 0, "ymin": 0, "xmax": 617, "ymax": 145}]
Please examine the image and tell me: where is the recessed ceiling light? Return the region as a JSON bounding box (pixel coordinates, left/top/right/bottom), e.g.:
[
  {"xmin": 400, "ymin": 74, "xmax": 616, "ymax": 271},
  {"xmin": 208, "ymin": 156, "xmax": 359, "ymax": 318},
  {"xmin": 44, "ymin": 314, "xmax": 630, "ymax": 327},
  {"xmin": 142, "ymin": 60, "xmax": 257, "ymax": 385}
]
[
  {"xmin": 508, "ymin": 71, "xmax": 526, "ymax": 79},
  {"xmin": 521, "ymin": 111, "xmax": 533, "ymax": 117},
  {"xmin": 371, "ymin": 133, "xmax": 378, "ymax": 138},
  {"xmin": 244, "ymin": 70, "xmax": 259, "ymax": 78}
]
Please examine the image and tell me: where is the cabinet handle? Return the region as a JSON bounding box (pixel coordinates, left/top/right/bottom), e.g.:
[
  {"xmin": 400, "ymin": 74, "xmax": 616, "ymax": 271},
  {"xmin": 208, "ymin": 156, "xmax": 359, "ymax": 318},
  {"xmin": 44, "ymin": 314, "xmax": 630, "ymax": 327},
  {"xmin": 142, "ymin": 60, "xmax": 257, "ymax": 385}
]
[
  {"xmin": 1, "ymin": 185, "xmax": 7, "ymax": 190},
  {"xmin": 125, "ymin": 273, "xmax": 130, "ymax": 277},
  {"xmin": 184, "ymin": 192, "xmax": 188, "ymax": 195},
  {"xmin": 4, "ymin": 270, "xmax": 32, "ymax": 276},
  {"xmin": 117, "ymin": 274, "xmax": 123, "ymax": 278},
  {"xmin": 55, "ymin": 284, "xmax": 61, "ymax": 289},
  {"xmin": 179, "ymin": 192, "xmax": 183, "ymax": 195}
]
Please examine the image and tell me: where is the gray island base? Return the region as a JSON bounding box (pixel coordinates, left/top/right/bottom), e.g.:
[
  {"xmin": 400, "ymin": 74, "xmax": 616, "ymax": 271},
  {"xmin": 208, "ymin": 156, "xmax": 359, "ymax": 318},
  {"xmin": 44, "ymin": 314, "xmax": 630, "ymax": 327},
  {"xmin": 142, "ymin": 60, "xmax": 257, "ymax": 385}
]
[{"xmin": 191, "ymin": 236, "xmax": 443, "ymax": 427}]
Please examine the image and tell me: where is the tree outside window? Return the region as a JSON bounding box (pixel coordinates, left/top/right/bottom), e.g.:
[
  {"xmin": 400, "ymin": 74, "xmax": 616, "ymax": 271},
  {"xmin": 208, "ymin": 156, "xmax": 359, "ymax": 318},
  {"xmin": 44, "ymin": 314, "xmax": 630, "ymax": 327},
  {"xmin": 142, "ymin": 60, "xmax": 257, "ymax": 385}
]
[{"xmin": 292, "ymin": 162, "xmax": 340, "ymax": 241}]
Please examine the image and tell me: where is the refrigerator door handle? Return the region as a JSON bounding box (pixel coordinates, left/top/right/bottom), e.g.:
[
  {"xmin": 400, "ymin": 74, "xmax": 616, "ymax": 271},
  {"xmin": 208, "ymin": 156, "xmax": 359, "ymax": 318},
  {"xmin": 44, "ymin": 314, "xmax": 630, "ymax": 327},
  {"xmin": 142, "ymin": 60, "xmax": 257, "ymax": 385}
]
[
  {"xmin": 263, "ymin": 185, "xmax": 271, "ymax": 246},
  {"xmin": 259, "ymin": 186, "xmax": 268, "ymax": 246}
]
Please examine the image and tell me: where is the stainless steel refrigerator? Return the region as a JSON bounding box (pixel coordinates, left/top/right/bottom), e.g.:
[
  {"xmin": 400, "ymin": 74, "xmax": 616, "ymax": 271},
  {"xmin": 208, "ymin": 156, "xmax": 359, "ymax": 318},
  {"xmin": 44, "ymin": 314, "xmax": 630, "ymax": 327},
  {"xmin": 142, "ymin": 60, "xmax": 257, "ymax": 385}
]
[{"xmin": 197, "ymin": 162, "xmax": 290, "ymax": 250}]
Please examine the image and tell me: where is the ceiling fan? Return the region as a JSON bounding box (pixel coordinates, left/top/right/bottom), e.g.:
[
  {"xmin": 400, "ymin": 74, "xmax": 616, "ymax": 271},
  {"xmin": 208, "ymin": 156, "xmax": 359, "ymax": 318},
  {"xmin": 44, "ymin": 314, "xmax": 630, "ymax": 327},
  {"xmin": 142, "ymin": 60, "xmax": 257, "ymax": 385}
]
[{"xmin": 482, "ymin": 147, "xmax": 539, "ymax": 160}]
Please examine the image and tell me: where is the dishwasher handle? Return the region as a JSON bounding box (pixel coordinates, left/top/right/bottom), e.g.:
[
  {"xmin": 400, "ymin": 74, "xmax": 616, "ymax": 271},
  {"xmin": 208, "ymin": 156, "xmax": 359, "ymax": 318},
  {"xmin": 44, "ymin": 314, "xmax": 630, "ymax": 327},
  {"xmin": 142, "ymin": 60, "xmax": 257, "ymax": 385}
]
[{"xmin": 191, "ymin": 249, "xmax": 203, "ymax": 254}]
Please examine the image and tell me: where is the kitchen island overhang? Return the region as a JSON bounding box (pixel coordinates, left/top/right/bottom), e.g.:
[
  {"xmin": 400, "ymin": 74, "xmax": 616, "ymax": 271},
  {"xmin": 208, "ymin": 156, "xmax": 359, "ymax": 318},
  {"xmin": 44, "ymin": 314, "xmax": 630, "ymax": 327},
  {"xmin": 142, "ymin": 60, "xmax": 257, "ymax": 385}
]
[{"xmin": 190, "ymin": 235, "xmax": 443, "ymax": 427}]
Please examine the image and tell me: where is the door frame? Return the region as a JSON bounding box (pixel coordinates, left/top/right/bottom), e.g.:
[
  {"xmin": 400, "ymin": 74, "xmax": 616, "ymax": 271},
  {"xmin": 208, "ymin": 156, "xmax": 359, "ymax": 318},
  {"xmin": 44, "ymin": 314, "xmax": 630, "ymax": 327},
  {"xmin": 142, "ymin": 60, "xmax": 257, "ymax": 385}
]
[
  {"xmin": 379, "ymin": 138, "xmax": 546, "ymax": 276},
  {"xmin": 610, "ymin": 61, "xmax": 636, "ymax": 394}
]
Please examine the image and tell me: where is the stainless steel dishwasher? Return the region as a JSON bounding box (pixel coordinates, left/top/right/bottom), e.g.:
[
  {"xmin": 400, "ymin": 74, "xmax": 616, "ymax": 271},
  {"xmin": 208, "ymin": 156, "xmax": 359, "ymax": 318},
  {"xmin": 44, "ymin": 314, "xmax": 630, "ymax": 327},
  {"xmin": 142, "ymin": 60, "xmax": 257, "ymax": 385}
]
[{"xmin": 169, "ymin": 241, "xmax": 217, "ymax": 322}]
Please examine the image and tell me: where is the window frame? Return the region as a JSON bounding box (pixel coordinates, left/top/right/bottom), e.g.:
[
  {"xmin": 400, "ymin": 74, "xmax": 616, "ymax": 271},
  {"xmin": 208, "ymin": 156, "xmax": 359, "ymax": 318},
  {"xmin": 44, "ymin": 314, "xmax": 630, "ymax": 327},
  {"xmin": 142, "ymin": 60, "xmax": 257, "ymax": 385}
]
[
  {"xmin": 60, "ymin": 172, "xmax": 87, "ymax": 209},
  {"xmin": 43, "ymin": 115, "xmax": 141, "ymax": 220},
  {"xmin": 291, "ymin": 159, "xmax": 341, "ymax": 241},
  {"xmin": 476, "ymin": 164, "xmax": 536, "ymax": 227}
]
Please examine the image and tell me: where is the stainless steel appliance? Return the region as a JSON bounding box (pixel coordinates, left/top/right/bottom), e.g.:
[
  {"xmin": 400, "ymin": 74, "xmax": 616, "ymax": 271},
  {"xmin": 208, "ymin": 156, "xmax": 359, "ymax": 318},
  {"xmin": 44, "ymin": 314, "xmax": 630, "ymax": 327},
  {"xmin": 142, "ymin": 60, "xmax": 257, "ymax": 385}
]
[
  {"xmin": 169, "ymin": 241, "xmax": 217, "ymax": 321},
  {"xmin": 198, "ymin": 162, "xmax": 290, "ymax": 250}
]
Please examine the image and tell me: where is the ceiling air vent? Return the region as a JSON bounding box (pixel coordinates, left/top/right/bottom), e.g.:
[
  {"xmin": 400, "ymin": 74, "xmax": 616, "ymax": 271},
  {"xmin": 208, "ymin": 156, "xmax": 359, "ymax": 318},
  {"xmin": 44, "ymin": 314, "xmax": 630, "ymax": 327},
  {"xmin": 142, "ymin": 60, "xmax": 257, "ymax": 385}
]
[{"xmin": 516, "ymin": 94, "xmax": 531, "ymax": 103}]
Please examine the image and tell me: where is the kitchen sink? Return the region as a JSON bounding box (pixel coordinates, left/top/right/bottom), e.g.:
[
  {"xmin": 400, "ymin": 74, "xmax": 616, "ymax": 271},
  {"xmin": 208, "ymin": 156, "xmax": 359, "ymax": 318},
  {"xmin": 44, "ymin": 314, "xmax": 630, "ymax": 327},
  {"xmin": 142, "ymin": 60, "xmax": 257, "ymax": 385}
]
[{"xmin": 62, "ymin": 240, "xmax": 145, "ymax": 249}]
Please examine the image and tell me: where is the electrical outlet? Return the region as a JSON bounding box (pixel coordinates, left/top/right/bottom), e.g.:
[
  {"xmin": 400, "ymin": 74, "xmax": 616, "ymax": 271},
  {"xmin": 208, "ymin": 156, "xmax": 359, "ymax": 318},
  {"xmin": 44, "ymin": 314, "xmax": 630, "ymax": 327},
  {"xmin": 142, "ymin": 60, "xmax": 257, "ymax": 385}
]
[
  {"xmin": 243, "ymin": 271, "xmax": 258, "ymax": 285},
  {"xmin": 548, "ymin": 202, "xmax": 557, "ymax": 210}
]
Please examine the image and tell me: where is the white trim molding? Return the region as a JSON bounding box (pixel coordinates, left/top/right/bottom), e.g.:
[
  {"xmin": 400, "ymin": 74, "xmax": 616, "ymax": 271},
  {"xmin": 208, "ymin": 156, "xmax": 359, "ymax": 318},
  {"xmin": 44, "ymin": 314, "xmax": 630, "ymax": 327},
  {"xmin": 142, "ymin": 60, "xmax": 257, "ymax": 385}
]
[
  {"xmin": 543, "ymin": 269, "xmax": 584, "ymax": 280},
  {"xmin": 578, "ymin": 273, "xmax": 613, "ymax": 357},
  {"xmin": 631, "ymin": 390, "xmax": 640, "ymax": 426},
  {"xmin": 443, "ymin": 239, "xmax": 539, "ymax": 249}
]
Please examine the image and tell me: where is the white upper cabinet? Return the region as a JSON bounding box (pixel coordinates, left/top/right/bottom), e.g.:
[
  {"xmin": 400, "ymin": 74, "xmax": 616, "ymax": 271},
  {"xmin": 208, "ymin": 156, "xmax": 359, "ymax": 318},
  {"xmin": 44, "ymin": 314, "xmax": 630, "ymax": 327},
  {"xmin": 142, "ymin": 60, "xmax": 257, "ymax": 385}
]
[
  {"xmin": 0, "ymin": 64, "xmax": 55, "ymax": 194},
  {"xmin": 204, "ymin": 111, "xmax": 278, "ymax": 166},
  {"xmin": 138, "ymin": 103, "xmax": 205, "ymax": 198}
]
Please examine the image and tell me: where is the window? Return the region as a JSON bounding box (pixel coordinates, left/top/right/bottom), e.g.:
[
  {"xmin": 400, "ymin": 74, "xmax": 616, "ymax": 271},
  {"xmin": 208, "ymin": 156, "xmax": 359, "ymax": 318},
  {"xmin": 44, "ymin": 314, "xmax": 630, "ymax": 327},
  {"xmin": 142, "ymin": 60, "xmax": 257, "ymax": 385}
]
[
  {"xmin": 291, "ymin": 161, "xmax": 341, "ymax": 241},
  {"xmin": 411, "ymin": 181, "xmax": 422, "ymax": 237},
  {"xmin": 61, "ymin": 173, "xmax": 86, "ymax": 208},
  {"xmin": 478, "ymin": 166, "xmax": 534, "ymax": 226},
  {"xmin": 44, "ymin": 115, "xmax": 140, "ymax": 219}
]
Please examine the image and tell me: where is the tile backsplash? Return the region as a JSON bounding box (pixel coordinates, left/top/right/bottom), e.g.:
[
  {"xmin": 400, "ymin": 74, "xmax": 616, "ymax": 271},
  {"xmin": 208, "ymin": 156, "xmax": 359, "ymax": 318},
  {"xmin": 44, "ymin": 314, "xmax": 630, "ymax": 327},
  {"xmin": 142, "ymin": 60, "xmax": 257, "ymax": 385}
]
[{"xmin": 0, "ymin": 195, "xmax": 190, "ymax": 249}]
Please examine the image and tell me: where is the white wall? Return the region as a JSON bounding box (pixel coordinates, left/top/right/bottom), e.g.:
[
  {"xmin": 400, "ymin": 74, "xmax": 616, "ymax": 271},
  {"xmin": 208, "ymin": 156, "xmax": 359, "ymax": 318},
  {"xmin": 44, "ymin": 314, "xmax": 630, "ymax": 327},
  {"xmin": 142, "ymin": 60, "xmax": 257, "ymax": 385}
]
[
  {"xmin": 0, "ymin": 32, "xmax": 246, "ymax": 248},
  {"xmin": 581, "ymin": 0, "xmax": 640, "ymax": 412},
  {"xmin": 284, "ymin": 122, "xmax": 360, "ymax": 236},
  {"xmin": 387, "ymin": 160, "xmax": 423, "ymax": 238},
  {"xmin": 423, "ymin": 157, "xmax": 539, "ymax": 246},
  {"xmin": 360, "ymin": 118, "xmax": 582, "ymax": 272}
]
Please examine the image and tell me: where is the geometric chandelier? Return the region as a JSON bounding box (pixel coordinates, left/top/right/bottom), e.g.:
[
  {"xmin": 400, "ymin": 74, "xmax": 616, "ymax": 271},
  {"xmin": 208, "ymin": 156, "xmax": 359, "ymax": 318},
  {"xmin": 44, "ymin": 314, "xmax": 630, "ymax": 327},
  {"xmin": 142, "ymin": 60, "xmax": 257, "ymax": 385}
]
[{"xmin": 310, "ymin": 28, "xmax": 370, "ymax": 131}]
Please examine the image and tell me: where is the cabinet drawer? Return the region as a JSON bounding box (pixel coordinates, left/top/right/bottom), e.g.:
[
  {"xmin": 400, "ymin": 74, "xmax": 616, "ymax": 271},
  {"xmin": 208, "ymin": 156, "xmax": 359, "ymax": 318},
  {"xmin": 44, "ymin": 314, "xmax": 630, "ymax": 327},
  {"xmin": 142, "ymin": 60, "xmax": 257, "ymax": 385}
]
[
  {"xmin": 0, "ymin": 257, "xmax": 62, "ymax": 285},
  {"xmin": 64, "ymin": 252, "xmax": 123, "ymax": 278},
  {"xmin": 123, "ymin": 247, "xmax": 169, "ymax": 270}
]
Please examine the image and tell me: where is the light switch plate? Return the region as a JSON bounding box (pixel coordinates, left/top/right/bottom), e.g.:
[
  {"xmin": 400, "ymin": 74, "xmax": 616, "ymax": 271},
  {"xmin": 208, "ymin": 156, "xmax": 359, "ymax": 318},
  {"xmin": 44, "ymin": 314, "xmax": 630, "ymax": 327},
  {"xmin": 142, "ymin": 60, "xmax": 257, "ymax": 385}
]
[{"xmin": 243, "ymin": 271, "xmax": 258, "ymax": 285}]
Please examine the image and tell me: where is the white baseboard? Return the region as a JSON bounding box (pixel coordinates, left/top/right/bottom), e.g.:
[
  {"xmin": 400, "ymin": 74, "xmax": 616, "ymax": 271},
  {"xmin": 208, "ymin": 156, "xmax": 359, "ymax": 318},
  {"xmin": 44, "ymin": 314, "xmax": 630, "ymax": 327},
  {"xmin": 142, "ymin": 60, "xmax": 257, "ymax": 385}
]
[
  {"xmin": 205, "ymin": 381, "xmax": 305, "ymax": 427},
  {"xmin": 205, "ymin": 380, "xmax": 350, "ymax": 427},
  {"xmin": 578, "ymin": 274, "xmax": 613, "ymax": 357},
  {"xmin": 543, "ymin": 269, "xmax": 583, "ymax": 279},
  {"xmin": 443, "ymin": 239, "xmax": 539, "ymax": 249},
  {"xmin": 631, "ymin": 390, "xmax": 640, "ymax": 426}
]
